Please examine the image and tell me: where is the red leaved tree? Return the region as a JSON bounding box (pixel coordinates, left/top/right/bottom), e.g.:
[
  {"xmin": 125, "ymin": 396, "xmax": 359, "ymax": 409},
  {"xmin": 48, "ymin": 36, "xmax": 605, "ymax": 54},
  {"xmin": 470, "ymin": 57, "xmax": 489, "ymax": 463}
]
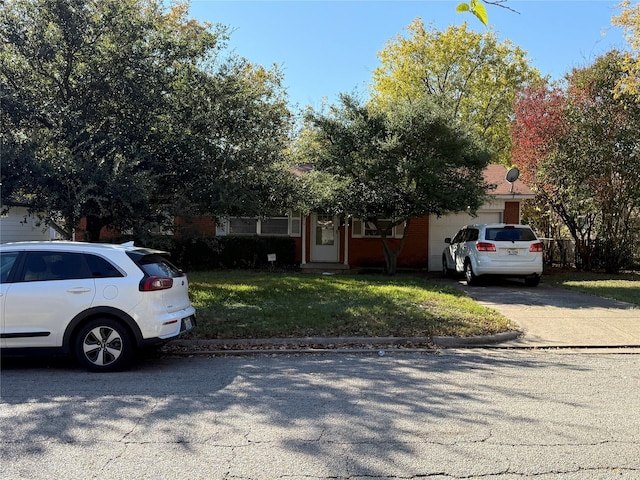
[
  {"xmin": 512, "ymin": 83, "xmax": 598, "ymax": 269},
  {"xmin": 512, "ymin": 52, "xmax": 640, "ymax": 272}
]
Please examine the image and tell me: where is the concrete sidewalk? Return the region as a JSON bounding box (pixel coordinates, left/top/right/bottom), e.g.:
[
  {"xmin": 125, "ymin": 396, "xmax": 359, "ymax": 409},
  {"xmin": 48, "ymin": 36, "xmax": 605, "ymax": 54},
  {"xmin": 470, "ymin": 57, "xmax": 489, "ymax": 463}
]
[{"xmin": 450, "ymin": 280, "xmax": 640, "ymax": 348}]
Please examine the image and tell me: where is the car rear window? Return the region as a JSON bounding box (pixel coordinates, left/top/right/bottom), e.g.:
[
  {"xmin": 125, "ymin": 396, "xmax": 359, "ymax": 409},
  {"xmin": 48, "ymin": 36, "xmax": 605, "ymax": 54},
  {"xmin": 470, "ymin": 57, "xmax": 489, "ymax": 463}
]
[
  {"xmin": 127, "ymin": 252, "xmax": 183, "ymax": 278},
  {"xmin": 486, "ymin": 227, "xmax": 537, "ymax": 242}
]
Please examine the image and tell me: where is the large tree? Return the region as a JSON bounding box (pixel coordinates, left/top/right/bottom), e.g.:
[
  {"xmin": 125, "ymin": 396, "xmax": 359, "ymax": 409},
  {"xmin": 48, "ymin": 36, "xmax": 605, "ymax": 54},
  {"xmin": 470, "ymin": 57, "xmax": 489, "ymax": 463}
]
[
  {"xmin": 512, "ymin": 51, "xmax": 640, "ymax": 272},
  {"xmin": 612, "ymin": 0, "xmax": 640, "ymax": 97},
  {"xmin": 303, "ymin": 94, "xmax": 490, "ymax": 274},
  {"xmin": 370, "ymin": 19, "xmax": 540, "ymax": 165},
  {"xmin": 1, "ymin": 0, "xmax": 292, "ymax": 240}
]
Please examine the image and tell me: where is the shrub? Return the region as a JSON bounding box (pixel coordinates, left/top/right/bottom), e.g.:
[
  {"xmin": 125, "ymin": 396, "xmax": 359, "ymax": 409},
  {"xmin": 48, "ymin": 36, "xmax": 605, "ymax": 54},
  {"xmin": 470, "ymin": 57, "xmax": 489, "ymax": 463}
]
[{"xmin": 105, "ymin": 235, "xmax": 297, "ymax": 271}]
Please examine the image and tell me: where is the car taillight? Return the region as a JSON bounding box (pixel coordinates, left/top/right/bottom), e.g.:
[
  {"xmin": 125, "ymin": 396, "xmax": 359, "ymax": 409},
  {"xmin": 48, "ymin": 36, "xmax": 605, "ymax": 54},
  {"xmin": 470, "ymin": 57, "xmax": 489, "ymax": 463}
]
[
  {"xmin": 476, "ymin": 242, "xmax": 496, "ymax": 252},
  {"xmin": 529, "ymin": 242, "xmax": 543, "ymax": 253},
  {"xmin": 140, "ymin": 276, "xmax": 173, "ymax": 291}
]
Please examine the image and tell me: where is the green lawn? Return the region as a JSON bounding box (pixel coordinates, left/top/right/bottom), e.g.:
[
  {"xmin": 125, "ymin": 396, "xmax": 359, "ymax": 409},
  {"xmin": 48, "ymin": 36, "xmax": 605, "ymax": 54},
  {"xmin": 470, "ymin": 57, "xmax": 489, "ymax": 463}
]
[
  {"xmin": 544, "ymin": 269, "xmax": 640, "ymax": 306},
  {"xmin": 186, "ymin": 271, "xmax": 515, "ymax": 339}
]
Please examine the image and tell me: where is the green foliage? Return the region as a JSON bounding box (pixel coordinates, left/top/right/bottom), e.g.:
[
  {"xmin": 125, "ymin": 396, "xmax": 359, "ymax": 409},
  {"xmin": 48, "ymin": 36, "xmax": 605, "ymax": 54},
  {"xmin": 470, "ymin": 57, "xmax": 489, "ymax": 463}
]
[
  {"xmin": 2, "ymin": 0, "xmax": 171, "ymax": 238},
  {"xmin": 371, "ymin": 20, "xmax": 540, "ymax": 165},
  {"xmin": 612, "ymin": 0, "xmax": 640, "ymax": 96},
  {"xmin": 0, "ymin": 0, "xmax": 294, "ymax": 239},
  {"xmin": 513, "ymin": 51, "xmax": 640, "ymax": 272},
  {"xmin": 456, "ymin": 0, "xmax": 489, "ymax": 26},
  {"xmin": 303, "ymin": 94, "xmax": 490, "ymax": 274},
  {"xmin": 135, "ymin": 235, "xmax": 297, "ymax": 271},
  {"xmin": 188, "ymin": 271, "xmax": 515, "ymax": 339},
  {"xmin": 544, "ymin": 269, "xmax": 640, "ymax": 306},
  {"xmin": 305, "ymin": 95, "xmax": 490, "ymax": 218}
]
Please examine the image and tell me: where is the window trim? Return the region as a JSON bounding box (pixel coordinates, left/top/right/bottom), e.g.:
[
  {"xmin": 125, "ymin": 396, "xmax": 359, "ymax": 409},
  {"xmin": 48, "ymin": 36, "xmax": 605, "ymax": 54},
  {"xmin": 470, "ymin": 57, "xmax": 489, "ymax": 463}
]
[
  {"xmin": 351, "ymin": 218, "xmax": 405, "ymax": 239},
  {"xmin": 216, "ymin": 211, "xmax": 302, "ymax": 237}
]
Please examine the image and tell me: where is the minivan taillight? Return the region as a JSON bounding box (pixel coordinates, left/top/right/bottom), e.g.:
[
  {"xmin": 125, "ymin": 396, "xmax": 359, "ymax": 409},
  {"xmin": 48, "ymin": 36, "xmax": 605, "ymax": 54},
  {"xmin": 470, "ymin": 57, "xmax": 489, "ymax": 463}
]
[
  {"xmin": 476, "ymin": 242, "xmax": 496, "ymax": 252},
  {"xmin": 529, "ymin": 242, "xmax": 543, "ymax": 253},
  {"xmin": 140, "ymin": 276, "xmax": 173, "ymax": 291}
]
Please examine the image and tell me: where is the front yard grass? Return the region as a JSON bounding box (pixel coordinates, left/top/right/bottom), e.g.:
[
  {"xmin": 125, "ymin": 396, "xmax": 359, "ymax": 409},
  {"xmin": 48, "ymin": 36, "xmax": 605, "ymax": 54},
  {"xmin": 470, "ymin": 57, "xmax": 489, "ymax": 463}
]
[
  {"xmin": 187, "ymin": 271, "xmax": 515, "ymax": 339},
  {"xmin": 544, "ymin": 269, "xmax": 640, "ymax": 306}
]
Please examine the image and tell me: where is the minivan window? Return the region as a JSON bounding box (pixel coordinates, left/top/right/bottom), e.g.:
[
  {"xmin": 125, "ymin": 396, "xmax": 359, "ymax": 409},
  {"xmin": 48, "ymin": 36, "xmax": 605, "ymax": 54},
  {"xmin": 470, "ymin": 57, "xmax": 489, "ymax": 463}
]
[
  {"xmin": 486, "ymin": 227, "xmax": 536, "ymax": 242},
  {"xmin": 452, "ymin": 230, "xmax": 466, "ymax": 243},
  {"xmin": 465, "ymin": 229, "xmax": 479, "ymax": 242}
]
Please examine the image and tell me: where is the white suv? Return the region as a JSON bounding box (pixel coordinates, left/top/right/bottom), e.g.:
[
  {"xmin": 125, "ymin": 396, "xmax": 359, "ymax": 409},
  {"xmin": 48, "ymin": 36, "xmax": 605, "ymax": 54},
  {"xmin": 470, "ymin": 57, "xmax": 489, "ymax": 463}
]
[
  {"xmin": 442, "ymin": 224, "xmax": 543, "ymax": 286},
  {"xmin": 0, "ymin": 241, "xmax": 196, "ymax": 371}
]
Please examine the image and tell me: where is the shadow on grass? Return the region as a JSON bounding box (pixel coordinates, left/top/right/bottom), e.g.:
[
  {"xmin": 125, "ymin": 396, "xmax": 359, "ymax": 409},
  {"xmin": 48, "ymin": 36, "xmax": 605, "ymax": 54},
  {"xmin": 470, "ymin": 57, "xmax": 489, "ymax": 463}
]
[{"xmin": 187, "ymin": 271, "xmax": 514, "ymax": 339}]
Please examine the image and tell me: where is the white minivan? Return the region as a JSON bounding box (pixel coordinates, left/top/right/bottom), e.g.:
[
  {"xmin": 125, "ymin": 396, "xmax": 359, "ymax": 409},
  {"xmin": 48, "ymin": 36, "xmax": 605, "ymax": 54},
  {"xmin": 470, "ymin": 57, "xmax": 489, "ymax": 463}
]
[
  {"xmin": 0, "ymin": 241, "xmax": 196, "ymax": 371},
  {"xmin": 442, "ymin": 224, "xmax": 543, "ymax": 286}
]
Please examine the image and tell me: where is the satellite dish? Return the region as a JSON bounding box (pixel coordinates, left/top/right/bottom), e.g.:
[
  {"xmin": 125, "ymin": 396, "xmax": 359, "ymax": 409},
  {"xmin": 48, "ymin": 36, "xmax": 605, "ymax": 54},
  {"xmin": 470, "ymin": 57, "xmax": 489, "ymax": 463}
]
[
  {"xmin": 506, "ymin": 167, "xmax": 520, "ymax": 183},
  {"xmin": 506, "ymin": 167, "xmax": 520, "ymax": 193}
]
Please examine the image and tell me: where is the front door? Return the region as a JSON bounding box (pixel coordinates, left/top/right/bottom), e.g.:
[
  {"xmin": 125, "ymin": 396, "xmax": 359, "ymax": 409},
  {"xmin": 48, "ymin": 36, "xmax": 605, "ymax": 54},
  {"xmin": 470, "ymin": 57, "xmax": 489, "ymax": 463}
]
[{"xmin": 310, "ymin": 214, "xmax": 339, "ymax": 262}]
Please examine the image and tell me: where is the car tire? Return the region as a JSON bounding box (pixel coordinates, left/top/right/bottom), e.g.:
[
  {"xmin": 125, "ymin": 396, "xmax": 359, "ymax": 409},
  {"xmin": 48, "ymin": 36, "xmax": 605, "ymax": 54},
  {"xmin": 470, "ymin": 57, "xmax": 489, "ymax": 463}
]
[
  {"xmin": 524, "ymin": 276, "xmax": 541, "ymax": 287},
  {"xmin": 442, "ymin": 256, "xmax": 453, "ymax": 278},
  {"xmin": 75, "ymin": 318, "xmax": 134, "ymax": 372},
  {"xmin": 464, "ymin": 260, "xmax": 478, "ymax": 286}
]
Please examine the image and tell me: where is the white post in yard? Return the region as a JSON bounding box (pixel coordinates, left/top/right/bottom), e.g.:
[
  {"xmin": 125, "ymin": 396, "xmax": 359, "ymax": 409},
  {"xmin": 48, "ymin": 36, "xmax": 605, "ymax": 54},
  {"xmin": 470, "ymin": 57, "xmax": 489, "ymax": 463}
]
[
  {"xmin": 301, "ymin": 215, "xmax": 307, "ymax": 265},
  {"xmin": 344, "ymin": 216, "xmax": 349, "ymax": 266}
]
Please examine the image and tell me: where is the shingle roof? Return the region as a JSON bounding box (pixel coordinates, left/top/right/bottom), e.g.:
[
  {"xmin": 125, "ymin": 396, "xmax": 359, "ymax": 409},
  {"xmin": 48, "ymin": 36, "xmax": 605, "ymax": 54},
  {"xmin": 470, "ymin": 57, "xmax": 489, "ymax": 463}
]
[{"xmin": 483, "ymin": 164, "xmax": 534, "ymax": 196}]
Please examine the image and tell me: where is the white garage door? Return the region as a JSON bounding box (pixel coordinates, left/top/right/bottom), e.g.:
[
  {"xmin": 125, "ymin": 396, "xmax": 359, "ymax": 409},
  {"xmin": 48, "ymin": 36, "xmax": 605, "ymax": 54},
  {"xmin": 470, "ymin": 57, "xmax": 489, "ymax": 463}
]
[{"xmin": 428, "ymin": 212, "xmax": 502, "ymax": 271}]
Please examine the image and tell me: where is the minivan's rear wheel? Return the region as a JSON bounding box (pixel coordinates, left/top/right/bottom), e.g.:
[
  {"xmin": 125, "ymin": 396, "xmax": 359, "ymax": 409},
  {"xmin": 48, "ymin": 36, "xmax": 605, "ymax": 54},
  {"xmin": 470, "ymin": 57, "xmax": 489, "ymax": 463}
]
[
  {"xmin": 75, "ymin": 318, "xmax": 134, "ymax": 372},
  {"xmin": 442, "ymin": 256, "xmax": 453, "ymax": 278},
  {"xmin": 524, "ymin": 276, "xmax": 541, "ymax": 287},
  {"xmin": 464, "ymin": 260, "xmax": 478, "ymax": 286}
]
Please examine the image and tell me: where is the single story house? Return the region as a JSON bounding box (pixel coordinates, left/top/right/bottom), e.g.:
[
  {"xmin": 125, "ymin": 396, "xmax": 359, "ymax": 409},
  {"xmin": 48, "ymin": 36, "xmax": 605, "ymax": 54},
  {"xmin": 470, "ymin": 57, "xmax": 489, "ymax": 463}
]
[
  {"xmin": 295, "ymin": 165, "xmax": 534, "ymax": 272},
  {"xmin": 211, "ymin": 164, "xmax": 534, "ymax": 271},
  {"xmin": 75, "ymin": 164, "xmax": 535, "ymax": 271}
]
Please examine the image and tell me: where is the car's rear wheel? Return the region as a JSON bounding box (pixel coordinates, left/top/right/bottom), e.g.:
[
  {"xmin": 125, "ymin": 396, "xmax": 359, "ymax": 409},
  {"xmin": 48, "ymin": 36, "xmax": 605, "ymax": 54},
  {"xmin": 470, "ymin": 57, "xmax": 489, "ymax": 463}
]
[
  {"xmin": 75, "ymin": 318, "xmax": 134, "ymax": 372},
  {"xmin": 464, "ymin": 260, "xmax": 478, "ymax": 286},
  {"xmin": 442, "ymin": 256, "xmax": 453, "ymax": 278},
  {"xmin": 524, "ymin": 276, "xmax": 541, "ymax": 287}
]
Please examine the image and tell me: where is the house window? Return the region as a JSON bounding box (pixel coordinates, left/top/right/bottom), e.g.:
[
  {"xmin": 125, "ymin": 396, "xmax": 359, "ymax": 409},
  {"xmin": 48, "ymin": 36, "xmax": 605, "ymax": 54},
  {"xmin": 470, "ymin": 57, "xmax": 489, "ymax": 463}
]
[
  {"xmin": 290, "ymin": 213, "xmax": 301, "ymax": 236},
  {"xmin": 149, "ymin": 221, "xmax": 174, "ymax": 236},
  {"xmin": 219, "ymin": 212, "xmax": 301, "ymax": 237},
  {"xmin": 260, "ymin": 218, "xmax": 289, "ymax": 235},
  {"xmin": 124, "ymin": 215, "xmax": 175, "ymax": 236},
  {"xmin": 352, "ymin": 218, "xmax": 405, "ymax": 239},
  {"xmin": 228, "ymin": 218, "xmax": 258, "ymax": 235}
]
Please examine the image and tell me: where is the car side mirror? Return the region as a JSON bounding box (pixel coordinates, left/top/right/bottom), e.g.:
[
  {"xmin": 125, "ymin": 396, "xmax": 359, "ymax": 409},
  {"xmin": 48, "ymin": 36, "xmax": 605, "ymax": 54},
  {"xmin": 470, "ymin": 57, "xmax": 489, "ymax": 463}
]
[{"xmin": 444, "ymin": 237, "xmax": 451, "ymax": 244}]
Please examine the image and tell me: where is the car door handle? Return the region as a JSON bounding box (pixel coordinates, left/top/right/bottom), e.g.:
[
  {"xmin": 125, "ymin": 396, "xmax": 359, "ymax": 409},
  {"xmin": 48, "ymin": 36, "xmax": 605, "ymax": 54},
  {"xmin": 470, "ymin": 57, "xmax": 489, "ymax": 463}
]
[{"xmin": 67, "ymin": 287, "xmax": 92, "ymax": 294}]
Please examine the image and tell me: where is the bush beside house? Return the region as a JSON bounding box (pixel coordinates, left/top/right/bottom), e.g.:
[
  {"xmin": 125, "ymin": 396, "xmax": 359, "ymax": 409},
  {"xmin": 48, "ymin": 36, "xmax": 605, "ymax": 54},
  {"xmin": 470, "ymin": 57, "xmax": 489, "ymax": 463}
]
[{"xmin": 107, "ymin": 235, "xmax": 297, "ymax": 271}]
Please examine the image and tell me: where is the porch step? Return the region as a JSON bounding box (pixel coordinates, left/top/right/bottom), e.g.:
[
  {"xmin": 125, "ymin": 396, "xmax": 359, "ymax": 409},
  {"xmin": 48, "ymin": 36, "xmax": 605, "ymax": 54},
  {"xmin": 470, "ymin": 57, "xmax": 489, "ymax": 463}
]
[{"xmin": 300, "ymin": 263, "xmax": 351, "ymax": 274}]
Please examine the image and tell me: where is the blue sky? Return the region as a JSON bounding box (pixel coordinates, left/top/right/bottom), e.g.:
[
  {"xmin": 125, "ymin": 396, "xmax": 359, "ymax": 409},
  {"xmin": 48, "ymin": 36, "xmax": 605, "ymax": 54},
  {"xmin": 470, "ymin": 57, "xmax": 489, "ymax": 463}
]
[{"xmin": 189, "ymin": 1, "xmax": 627, "ymax": 110}]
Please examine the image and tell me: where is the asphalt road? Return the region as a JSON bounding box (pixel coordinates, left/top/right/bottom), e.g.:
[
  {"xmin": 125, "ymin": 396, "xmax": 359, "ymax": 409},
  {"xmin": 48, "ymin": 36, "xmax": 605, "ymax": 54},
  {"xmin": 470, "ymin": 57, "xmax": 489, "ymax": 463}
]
[{"xmin": 2, "ymin": 351, "xmax": 640, "ymax": 479}]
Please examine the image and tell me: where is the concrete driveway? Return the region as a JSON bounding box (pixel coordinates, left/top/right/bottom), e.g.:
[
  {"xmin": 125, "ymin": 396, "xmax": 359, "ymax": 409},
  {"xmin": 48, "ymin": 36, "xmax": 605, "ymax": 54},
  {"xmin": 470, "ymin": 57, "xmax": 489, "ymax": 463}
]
[{"xmin": 447, "ymin": 279, "xmax": 640, "ymax": 348}]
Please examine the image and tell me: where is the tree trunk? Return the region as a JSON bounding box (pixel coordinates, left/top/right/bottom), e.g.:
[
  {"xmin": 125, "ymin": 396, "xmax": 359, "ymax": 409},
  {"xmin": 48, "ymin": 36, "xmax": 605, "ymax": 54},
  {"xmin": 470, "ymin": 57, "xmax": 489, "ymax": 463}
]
[
  {"xmin": 381, "ymin": 238, "xmax": 398, "ymax": 275},
  {"xmin": 84, "ymin": 215, "xmax": 104, "ymax": 242},
  {"xmin": 378, "ymin": 218, "xmax": 411, "ymax": 275}
]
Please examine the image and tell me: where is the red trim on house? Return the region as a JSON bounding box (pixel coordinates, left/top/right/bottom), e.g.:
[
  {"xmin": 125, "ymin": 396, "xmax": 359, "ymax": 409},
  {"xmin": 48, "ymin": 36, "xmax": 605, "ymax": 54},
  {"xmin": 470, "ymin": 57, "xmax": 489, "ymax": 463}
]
[{"xmin": 503, "ymin": 202, "xmax": 520, "ymax": 224}]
